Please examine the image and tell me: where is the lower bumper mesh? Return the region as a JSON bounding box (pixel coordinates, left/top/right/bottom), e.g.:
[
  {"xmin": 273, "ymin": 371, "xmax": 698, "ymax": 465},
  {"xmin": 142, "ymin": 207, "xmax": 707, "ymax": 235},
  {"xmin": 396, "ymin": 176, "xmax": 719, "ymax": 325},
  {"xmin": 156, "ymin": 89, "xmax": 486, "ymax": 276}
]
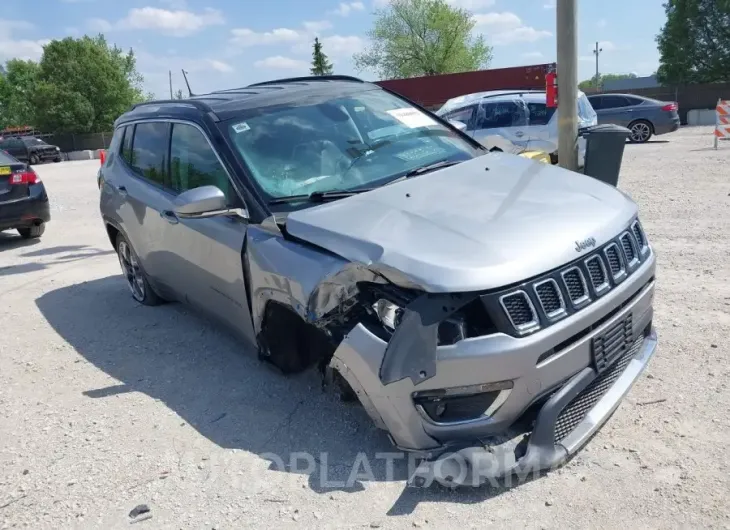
[{"xmin": 554, "ymin": 334, "xmax": 645, "ymax": 442}]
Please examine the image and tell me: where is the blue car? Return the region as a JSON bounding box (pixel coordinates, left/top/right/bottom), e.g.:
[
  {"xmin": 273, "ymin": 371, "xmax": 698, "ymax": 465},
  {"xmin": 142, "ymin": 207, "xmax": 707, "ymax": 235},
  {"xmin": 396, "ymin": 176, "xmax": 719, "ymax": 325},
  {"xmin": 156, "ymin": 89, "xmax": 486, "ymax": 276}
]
[{"xmin": 587, "ymin": 93, "xmax": 680, "ymax": 143}]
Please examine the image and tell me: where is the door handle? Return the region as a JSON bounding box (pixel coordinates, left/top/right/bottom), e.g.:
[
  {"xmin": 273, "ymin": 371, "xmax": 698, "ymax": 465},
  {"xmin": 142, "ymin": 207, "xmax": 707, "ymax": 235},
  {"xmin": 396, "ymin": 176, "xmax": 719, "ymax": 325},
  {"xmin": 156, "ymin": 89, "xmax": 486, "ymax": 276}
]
[
  {"xmin": 115, "ymin": 184, "xmax": 128, "ymax": 197},
  {"xmin": 515, "ymin": 131, "xmax": 525, "ymax": 137},
  {"xmin": 160, "ymin": 210, "xmax": 179, "ymax": 224}
]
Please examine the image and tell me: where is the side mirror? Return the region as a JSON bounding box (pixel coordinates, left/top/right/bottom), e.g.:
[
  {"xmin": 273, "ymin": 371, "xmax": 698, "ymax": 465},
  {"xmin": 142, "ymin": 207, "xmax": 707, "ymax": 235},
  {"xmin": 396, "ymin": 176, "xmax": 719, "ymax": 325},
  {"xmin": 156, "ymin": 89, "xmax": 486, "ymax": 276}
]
[
  {"xmin": 173, "ymin": 185, "xmax": 248, "ymax": 220},
  {"xmin": 448, "ymin": 119, "xmax": 467, "ymax": 132}
]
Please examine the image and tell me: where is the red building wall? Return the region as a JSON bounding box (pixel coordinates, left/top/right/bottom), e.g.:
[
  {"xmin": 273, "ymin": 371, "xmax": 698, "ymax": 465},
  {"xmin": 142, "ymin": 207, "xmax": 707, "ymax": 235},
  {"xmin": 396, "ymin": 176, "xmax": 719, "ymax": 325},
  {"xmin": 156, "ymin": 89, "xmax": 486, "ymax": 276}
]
[{"xmin": 376, "ymin": 63, "xmax": 555, "ymax": 109}]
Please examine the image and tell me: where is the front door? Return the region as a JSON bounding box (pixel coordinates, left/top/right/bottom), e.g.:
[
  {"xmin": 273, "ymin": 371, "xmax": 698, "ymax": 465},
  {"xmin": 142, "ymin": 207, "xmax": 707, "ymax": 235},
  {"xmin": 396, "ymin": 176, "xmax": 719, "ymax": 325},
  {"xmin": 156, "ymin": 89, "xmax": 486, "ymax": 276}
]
[{"xmin": 161, "ymin": 121, "xmax": 255, "ymax": 343}]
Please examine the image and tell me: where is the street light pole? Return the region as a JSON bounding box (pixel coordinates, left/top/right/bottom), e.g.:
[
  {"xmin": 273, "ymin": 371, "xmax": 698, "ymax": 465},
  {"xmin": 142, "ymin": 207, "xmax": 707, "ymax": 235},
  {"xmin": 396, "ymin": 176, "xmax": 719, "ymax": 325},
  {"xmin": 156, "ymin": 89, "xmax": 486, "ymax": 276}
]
[
  {"xmin": 556, "ymin": 0, "xmax": 579, "ymax": 171},
  {"xmin": 593, "ymin": 42, "xmax": 603, "ymax": 89}
]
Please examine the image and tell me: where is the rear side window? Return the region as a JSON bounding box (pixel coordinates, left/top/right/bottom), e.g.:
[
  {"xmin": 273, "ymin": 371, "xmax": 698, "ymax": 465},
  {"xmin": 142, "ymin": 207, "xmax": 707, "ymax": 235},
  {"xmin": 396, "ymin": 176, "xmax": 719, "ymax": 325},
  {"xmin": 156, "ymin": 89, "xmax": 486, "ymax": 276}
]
[
  {"xmin": 442, "ymin": 106, "xmax": 476, "ymax": 127},
  {"xmin": 105, "ymin": 127, "xmax": 125, "ymax": 166},
  {"xmin": 625, "ymin": 96, "xmax": 645, "ymax": 106},
  {"xmin": 588, "ymin": 96, "xmax": 602, "ymax": 110},
  {"xmin": 129, "ymin": 122, "xmax": 169, "ymax": 187},
  {"xmin": 600, "ymin": 95, "xmax": 630, "ymax": 109},
  {"xmin": 475, "ymin": 101, "xmax": 528, "ymax": 129},
  {"xmin": 120, "ymin": 126, "xmax": 133, "ymax": 165},
  {"xmin": 526, "ymin": 102, "xmax": 556, "ymax": 126},
  {"xmin": 169, "ymin": 123, "xmax": 234, "ymax": 202}
]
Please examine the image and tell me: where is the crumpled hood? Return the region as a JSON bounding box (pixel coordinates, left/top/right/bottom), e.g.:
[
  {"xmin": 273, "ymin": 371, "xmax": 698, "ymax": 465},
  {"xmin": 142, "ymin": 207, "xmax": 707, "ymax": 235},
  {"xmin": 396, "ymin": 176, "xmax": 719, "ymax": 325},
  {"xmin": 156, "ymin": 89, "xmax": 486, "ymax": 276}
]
[{"xmin": 285, "ymin": 153, "xmax": 638, "ymax": 292}]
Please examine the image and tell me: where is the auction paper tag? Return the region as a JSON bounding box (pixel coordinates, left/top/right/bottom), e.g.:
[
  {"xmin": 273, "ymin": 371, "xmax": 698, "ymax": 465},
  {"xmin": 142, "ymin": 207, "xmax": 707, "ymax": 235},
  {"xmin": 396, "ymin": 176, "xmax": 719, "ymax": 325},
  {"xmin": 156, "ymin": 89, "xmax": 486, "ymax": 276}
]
[
  {"xmin": 386, "ymin": 108, "xmax": 437, "ymax": 128},
  {"xmin": 232, "ymin": 122, "xmax": 251, "ymax": 133}
]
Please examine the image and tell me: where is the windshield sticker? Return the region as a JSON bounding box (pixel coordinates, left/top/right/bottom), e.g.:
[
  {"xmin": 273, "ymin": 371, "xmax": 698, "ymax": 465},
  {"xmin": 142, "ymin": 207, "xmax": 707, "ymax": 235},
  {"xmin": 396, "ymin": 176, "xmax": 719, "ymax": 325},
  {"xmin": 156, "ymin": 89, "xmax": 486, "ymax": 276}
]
[
  {"xmin": 232, "ymin": 122, "xmax": 251, "ymax": 133},
  {"xmin": 386, "ymin": 108, "xmax": 437, "ymax": 129}
]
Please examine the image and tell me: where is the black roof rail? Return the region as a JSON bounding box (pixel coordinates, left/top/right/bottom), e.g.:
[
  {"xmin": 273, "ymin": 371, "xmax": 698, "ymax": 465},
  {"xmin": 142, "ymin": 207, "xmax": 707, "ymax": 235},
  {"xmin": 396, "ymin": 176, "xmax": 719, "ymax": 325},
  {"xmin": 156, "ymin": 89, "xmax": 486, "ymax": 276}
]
[
  {"xmin": 130, "ymin": 99, "xmax": 214, "ymax": 113},
  {"xmin": 246, "ymin": 75, "xmax": 366, "ymax": 87}
]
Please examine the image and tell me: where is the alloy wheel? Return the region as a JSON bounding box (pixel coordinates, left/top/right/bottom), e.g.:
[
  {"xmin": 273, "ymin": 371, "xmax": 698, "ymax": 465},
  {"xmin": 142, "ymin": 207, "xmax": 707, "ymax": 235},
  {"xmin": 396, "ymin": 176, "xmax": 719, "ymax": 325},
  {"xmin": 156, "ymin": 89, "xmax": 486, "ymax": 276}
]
[
  {"xmin": 630, "ymin": 122, "xmax": 651, "ymax": 143},
  {"xmin": 118, "ymin": 240, "xmax": 146, "ymax": 302}
]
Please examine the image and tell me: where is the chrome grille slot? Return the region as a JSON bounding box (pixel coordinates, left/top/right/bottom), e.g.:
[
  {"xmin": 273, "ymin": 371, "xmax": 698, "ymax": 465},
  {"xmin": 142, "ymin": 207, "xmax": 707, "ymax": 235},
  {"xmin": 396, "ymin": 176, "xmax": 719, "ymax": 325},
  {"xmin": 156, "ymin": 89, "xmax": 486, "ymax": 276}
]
[
  {"xmin": 603, "ymin": 243, "xmax": 626, "ymax": 281},
  {"xmin": 499, "ymin": 291, "xmax": 538, "ymax": 333},
  {"xmin": 620, "ymin": 232, "xmax": 638, "ymax": 266},
  {"xmin": 631, "ymin": 220, "xmax": 648, "ymax": 255},
  {"xmin": 585, "ymin": 255, "xmax": 610, "ymax": 295},
  {"xmin": 533, "ymin": 279, "xmax": 566, "ymax": 320},
  {"xmin": 561, "ymin": 267, "xmax": 589, "ymax": 307}
]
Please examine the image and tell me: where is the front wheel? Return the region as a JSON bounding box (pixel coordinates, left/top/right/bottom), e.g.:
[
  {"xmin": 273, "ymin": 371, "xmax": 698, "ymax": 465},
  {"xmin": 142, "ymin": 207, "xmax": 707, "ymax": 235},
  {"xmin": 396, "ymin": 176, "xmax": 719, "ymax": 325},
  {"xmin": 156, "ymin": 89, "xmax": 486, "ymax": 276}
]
[
  {"xmin": 29, "ymin": 153, "xmax": 40, "ymax": 165},
  {"xmin": 628, "ymin": 121, "xmax": 653, "ymax": 143},
  {"xmin": 116, "ymin": 233, "xmax": 162, "ymax": 306},
  {"xmin": 18, "ymin": 223, "xmax": 45, "ymax": 239}
]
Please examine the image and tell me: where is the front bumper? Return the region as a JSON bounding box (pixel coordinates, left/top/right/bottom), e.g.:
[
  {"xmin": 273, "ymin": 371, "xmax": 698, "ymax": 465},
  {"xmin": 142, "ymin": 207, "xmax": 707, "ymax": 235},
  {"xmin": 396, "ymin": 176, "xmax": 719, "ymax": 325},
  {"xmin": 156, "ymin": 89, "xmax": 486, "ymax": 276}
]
[
  {"xmin": 0, "ymin": 185, "xmax": 51, "ymax": 230},
  {"xmin": 330, "ymin": 250, "xmax": 656, "ymax": 481}
]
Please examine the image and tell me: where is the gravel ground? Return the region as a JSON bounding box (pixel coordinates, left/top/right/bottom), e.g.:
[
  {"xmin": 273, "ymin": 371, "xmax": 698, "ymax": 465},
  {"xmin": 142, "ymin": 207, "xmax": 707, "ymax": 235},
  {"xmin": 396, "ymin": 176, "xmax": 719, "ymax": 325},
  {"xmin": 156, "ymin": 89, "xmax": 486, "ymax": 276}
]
[{"xmin": 1, "ymin": 126, "xmax": 729, "ymax": 529}]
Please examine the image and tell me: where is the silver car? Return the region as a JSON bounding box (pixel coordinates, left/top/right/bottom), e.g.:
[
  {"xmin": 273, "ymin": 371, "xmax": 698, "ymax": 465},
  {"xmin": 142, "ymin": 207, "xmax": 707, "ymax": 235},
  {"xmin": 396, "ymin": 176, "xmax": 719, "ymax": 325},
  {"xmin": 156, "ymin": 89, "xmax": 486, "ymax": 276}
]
[
  {"xmin": 437, "ymin": 89, "xmax": 598, "ymax": 166},
  {"xmin": 99, "ymin": 76, "xmax": 657, "ymax": 487}
]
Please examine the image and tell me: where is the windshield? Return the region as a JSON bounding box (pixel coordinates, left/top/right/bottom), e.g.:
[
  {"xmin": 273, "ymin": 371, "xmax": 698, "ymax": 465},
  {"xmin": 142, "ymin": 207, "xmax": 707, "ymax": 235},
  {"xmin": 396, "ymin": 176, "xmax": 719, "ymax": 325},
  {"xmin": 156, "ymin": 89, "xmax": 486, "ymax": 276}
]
[
  {"xmin": 222, "ymin": 89, "xmax": 483, "ymax": 202},
  {"xmin": 22, "ymin": 137, "xmax": 46, "ymax": 146}
]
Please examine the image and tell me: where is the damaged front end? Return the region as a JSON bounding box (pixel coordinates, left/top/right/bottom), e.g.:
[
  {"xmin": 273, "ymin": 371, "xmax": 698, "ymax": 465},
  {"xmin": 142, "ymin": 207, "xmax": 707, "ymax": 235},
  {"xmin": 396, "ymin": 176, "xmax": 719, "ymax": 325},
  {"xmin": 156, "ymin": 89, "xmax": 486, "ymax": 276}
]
[{"xmin": 245, "ymin": 211, "xmax": 658, "ymax": 488}]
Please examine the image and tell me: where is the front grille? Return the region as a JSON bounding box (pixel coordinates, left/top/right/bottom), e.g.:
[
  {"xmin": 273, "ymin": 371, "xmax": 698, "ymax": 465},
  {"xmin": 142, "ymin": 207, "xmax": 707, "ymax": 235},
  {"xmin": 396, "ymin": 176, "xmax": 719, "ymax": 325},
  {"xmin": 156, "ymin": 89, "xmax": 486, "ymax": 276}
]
[
  {"xmin": 492, "ymin": 218, "xmax": 651, "ymax": 336},
  {"xmin": 604, "ymin": 243, "xmax": 624, "ymax": 278},
  {"xmin": 534, "ymin": 279, "xmax": 564, "ymax": 319},
  {"xmin": 562, "ymin": 267, "xmax": 588, "ymax": 305},
  {"xmin": 554, "ymin": 334, "xmax": 644, "ymax": 442},
  {"xmin": 500, "ymin": 291, "xmax": 536, "ymax": 331},
  {"xmin": 585, "ymin": 255, "xmax": 609, "ymax": 294}
]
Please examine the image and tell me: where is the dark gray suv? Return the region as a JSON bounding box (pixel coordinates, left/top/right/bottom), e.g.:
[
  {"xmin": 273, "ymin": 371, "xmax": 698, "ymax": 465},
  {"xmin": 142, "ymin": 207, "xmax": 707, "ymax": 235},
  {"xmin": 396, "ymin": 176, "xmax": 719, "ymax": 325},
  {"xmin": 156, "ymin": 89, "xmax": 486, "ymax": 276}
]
[{"xmin": 99, "ymin": 76, "xmax": 658, "ymax": 487}]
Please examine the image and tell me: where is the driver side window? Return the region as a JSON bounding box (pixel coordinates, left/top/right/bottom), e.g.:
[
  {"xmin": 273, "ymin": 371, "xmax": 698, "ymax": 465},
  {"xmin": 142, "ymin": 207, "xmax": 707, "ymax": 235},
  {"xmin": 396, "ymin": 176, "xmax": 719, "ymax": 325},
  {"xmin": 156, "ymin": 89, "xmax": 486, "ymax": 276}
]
[{"xmin": 169, "ymin": 123, "xmax": 237, "ymax": 204}]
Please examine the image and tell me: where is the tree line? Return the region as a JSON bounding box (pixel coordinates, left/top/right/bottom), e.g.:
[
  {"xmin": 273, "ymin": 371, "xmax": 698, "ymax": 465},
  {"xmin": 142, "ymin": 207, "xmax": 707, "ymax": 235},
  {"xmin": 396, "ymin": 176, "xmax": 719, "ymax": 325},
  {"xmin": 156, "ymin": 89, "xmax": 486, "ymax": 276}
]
[{"xmin": 1, "ymin": 0, "xmax": 727, "ymax": 135}]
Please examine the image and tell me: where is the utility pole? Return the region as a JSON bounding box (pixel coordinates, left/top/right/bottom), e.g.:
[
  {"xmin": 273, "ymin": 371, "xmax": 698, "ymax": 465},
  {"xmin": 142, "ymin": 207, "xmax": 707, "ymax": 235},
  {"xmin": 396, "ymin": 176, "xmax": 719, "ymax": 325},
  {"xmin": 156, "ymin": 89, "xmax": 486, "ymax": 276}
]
[
  {"xmin": 168, "ymin": 70, "xmax": 173, "ymax": 99},
  {"xmin": 557, "ymin": 0, "xmax": 579, "ymax": 171},
  {"xmin": 593, "ymin": 42, "xmax": 603, "ymax": 89}
]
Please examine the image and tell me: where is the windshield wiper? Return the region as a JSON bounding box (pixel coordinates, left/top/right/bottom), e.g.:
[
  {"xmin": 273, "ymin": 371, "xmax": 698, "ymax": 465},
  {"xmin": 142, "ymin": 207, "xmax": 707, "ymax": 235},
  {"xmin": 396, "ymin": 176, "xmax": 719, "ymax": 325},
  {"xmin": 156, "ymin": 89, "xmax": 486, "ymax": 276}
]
[{"xmin": 268, "ymin": 189, "xmax": 367, "ymax": 205}]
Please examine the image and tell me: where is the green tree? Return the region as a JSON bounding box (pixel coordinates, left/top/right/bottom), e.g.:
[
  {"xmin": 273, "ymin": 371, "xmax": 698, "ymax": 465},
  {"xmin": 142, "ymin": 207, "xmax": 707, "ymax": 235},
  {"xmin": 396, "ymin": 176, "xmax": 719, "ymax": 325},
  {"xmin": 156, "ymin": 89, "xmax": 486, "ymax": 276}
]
[
  {"xmin": 354, "ymin": 0, "xmax": 492, "ymax": 79},
  {"xmin": 579, "ymin": 72, "xmax": 638, "ymax": 90},
  {"xmin": 656, "ymin": 0, "xmax": 730, "ymax": 84},
  {"xmin": 0, "ymin": 59, "xmax": 40, "ymax": 129},
  {"xmin": 310, "ymin": 38, "xmax": 334, "ymax": 76},
  {"xmin": 32, "ymin": 34, "xmax": 146, "ymax": 133},
  {"xmin": 174, "ymin": 88, "xmax": 185, "ymax": 99}
]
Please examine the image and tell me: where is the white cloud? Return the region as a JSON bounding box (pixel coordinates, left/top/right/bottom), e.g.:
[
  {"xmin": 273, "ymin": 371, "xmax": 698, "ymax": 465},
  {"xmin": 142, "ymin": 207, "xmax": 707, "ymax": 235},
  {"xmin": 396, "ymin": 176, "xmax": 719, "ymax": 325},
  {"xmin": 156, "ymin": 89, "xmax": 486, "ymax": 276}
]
[
  {"xmin": 87, "ymin": 7, "xmax": 224, "ymax": 37},
  {"xmin": 230, "ymin": 27, "xmax": 303, "ymax": 47},
  {"xmin": 474, "ymin": 12, "xmax": 552, "ymax": 45},
  {"xmin": 303, "ymin": 20, "xmax": 333, "ymax": 33},
  {"xmin": 445, "ymin": 0, "xmax": 496, "ymax": 9},
  {"xmin": 254, "ymin": 55, "xmax": 310, "ymax": 71},
  {"xmin": 291, "ymin": 34, "xmax": 365, "ymax": 58},
  {"xmin": 329, "ymin": 2, "xmax": 365, "ymax": 17},
  {"xmin": 543, "ymin": 0, "xmax": 556, "ymax": 8},
  {"xmin": 0, "ymin": 19, "xmax": 47, "ymax": 62},
  {"xmin": 208, "ymin": 59, "xmax": 233, "ymax": 73}
]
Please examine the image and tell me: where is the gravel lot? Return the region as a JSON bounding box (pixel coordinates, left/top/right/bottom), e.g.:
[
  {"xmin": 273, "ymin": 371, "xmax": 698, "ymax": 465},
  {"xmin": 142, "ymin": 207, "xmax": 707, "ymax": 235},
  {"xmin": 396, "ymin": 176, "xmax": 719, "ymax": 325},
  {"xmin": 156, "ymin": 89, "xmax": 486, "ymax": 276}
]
[{"xmin": 1, "ymin": 126, "xmax": 729, "ymax": 529}]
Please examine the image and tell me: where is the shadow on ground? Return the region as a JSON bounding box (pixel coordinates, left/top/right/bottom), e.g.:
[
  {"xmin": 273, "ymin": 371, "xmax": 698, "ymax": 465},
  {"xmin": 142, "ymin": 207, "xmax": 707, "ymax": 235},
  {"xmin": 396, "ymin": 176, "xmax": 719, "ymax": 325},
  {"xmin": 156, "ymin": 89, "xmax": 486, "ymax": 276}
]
[
  {"xmin": 36, "ymin": 276, "xmax": 525, "ymax": 513},
  {"xmin": 0, "ymin": 232, "xmax": 41, "ymax": 251},
  {"xmin": 0, "ymin": 244, "xmax": 114, "ymax": 276}
]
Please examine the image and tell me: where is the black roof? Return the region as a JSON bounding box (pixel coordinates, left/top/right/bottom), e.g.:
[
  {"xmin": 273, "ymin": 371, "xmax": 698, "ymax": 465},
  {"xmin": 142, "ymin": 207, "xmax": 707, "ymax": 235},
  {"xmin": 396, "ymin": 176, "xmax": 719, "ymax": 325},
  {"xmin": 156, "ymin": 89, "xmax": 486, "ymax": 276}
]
[{"xmin": 118, "ymin": 75, "xmax": 380, "ymax": 125}]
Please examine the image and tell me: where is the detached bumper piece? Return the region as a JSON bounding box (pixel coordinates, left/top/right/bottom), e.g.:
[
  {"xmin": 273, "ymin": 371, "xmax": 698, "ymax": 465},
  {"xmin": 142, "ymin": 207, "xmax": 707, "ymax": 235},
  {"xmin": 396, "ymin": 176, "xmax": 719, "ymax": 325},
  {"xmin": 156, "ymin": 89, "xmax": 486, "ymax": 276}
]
[{"xmin": 409, "ymin": 326, "xmax": 657, "ymax": 488}]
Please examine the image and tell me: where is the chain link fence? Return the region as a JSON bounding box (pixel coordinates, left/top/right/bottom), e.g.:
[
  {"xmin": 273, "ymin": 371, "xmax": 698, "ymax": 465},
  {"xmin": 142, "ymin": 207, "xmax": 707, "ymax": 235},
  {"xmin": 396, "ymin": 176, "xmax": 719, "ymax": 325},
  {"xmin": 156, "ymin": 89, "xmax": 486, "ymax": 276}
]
[{"xmin": 40, "ymin": 131, "xmax": 114, "ymax": 153}]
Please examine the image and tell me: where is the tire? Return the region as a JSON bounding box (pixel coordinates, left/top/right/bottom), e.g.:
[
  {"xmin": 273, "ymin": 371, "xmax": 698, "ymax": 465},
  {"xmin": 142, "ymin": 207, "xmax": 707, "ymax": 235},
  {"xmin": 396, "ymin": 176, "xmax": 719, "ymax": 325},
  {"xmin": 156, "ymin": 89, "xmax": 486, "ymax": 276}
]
[
  {"xmin": 115, "ymin": 233, "xmax": 163, "ymax": 306},
  {"xmin": 17, "ymin": 223, "xmax": 45, "ymax": 239},
  {"xmin": 29, "ymin": 153, "xmax": 40, "ymax": 165},
  {"xmin": 54, "ymin": 156, "xmax": 62, "ymax": 163},
  {"xmin": 628, "ymin": 120, "xmax": 653, "ymax": 143}
]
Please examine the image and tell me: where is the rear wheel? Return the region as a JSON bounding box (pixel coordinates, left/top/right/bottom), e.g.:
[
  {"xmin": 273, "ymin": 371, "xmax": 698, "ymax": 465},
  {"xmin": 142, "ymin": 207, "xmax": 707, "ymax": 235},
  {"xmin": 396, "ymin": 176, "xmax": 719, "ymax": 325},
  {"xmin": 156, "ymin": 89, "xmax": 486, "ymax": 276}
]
[
  {"xmin": 628, "ymin": 120, "xmax": 653, "ymax": 143},
  {"xmin": 29, "ymin": 153, "xmax": 40, "ymax": 165},
  {"xmin": 116, "ymin": 233, "xmax": 162, "ymax": 306},
  {"xmin": 17, "ymin": 223, "xmax": 45, "ymax": 239}
]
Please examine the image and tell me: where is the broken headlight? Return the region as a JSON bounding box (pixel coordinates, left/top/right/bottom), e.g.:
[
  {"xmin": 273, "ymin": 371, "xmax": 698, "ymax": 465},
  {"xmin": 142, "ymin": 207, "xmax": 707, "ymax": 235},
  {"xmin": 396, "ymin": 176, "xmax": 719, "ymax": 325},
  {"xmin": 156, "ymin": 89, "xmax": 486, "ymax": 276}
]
[
  {"xmin": 372, "ymin": 298, "xmax": 404, "ymax": 330},
  {"xmin": 371, "ymin": 298, "xmax": 467, "ymax": 345}
]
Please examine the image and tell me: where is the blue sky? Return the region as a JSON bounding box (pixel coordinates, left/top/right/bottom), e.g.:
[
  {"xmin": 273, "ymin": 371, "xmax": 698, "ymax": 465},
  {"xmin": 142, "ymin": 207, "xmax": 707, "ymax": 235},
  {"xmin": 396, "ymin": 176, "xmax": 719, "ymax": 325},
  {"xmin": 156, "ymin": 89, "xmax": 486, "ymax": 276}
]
[{"xmin": 0, "ymin": 0, "xmax": 666, "ymax": 97}]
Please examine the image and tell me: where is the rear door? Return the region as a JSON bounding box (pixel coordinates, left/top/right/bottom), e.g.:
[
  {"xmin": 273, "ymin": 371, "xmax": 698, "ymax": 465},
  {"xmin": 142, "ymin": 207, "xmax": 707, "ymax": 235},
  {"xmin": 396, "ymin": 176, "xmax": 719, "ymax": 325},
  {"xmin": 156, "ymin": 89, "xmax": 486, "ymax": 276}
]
[
  {"xmin": 593, "ymin": 95, "xmax": 633, "ymax": 126},
  {"xmin": 472, "ymin": 100, "xmax": 530, "ymax": 152},
  {"xmin": 113, "ymin": 121, "xmax": 183, "ymax": 300},
  {"xmin": 2, "ymin": 138, "xmax": 28, "ymax": 161},
  {"xmin": 161, "ymin": 121, "xmax": 255, "ymax": 341},
  {"xmin": 525, "ymin": 100, "xmax": 557, "ymax": 153}
]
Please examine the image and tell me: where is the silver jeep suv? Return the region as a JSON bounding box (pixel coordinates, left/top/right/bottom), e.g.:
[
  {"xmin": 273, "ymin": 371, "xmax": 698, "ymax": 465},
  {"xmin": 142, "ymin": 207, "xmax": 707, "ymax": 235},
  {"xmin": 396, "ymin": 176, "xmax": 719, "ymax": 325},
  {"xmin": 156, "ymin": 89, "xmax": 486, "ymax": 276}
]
[{"xmin": 99, "ymin": 76, "xmax": 657, "ymax": 486}]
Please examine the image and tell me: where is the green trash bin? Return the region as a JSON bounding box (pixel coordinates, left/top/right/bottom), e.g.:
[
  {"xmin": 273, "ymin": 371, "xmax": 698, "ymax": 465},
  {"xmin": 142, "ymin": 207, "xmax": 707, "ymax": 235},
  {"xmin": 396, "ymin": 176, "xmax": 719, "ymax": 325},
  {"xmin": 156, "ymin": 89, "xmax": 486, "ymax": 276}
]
[{"xmin": 582, "ymin": 124, "xmax": 631, "ymax": 187}]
